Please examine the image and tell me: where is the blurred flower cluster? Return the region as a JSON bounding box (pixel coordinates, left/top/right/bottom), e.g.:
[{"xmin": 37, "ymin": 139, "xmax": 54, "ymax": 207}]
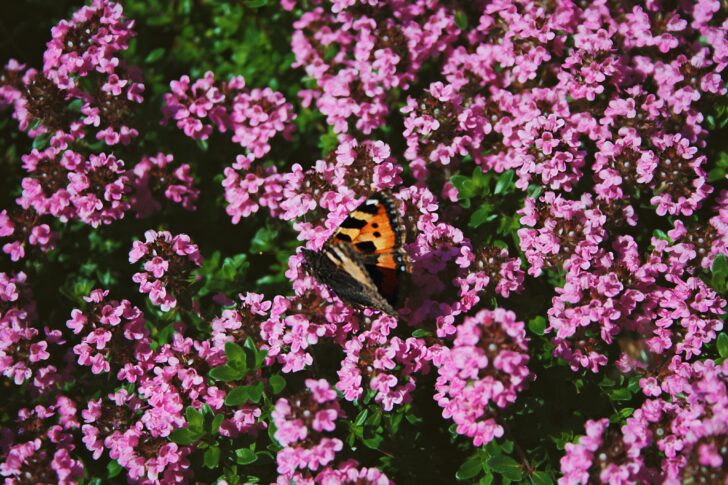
[{"xmin": 0, "ymin": 0, "xmax": 726, "ymax": 484}]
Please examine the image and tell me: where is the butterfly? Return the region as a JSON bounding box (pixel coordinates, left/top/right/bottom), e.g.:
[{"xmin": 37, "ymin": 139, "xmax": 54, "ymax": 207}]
[{"xmin": 301, "ymin": 192, "xmax": 410, "ymax": 316}]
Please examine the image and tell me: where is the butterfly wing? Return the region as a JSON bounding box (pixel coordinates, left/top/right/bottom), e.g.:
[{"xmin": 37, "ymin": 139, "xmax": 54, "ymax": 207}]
[
  {"xmin": 327, "ymin": 193, "xmax": 409, "ymax": 308},
  {"xmin": 301, "ymin": 245, "xmax": 397, "ymax": 315},
  {"xmin": 302, "ymin": 192, "xmax": 409, "ymax": 315}
]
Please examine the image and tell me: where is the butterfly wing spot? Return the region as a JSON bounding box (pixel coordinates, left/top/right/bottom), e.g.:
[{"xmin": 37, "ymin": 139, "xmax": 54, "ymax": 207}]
[
  {"xmin": 355, "ymin": 241, "xmax": 377, "ymax": 253},
  {"xmin": 340, "ymin": 217, "xmax": 367, "ymax": 229}
]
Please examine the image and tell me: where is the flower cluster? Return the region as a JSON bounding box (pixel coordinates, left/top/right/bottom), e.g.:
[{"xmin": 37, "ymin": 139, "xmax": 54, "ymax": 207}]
[
  {"xmin": 0, "ymin": 0, "xmax": 143, "ymax": 144},
  {"xmin": 129, "ymin": 230, "xmax": 203, "ymax": 311},
  {"xmin": 0, "ymin": 208, "xmax": 55, "ymax": 261},
  {"xmin": 433, "ymin": 309, "xmax": 531, "ymax": 446},
  {"xmin": 560, "ymin": 358, "xmax": 728, "ymax": 484},
  {"xmin": 22, "ymin": 145, "xmax": 132, "ymax": 227},
  {"xmin": 131, "ymin": 152, "xmax": 199, "ymax": 218},
  {"xmin": 0, "ymin": 272, "xmax": 62, "ymax": 391},
  {"xmin": 162, "ymin": 71, "xmax": 295, "ymax": 159},
  {"xmin": 273, "ymin": 379, "xmax": 344, "ymax": 480},
  {"xmin": 547, "ymin": 233, "xmax": 725, "ymax": 373},
  {"xmin": 0, "ymin": 396, "xmax": 83, "ymax": 484},
  {"xmin": 291, "ymin": 0, "xmax": 457, "ymax": 134},
  {"xmin": 66, "ymin": 289, "xmax": 149, "ymax": 375},
  {"xmin": 1, "ymin": 0, "xmax": 727, "ymax": 483}
]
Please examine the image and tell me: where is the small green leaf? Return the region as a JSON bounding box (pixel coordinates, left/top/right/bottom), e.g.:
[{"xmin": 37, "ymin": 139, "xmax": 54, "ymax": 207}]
[
  {"xmin": 225, "ymin": 382, "xmax": 265, "ymax": 406},
  {"xmin": 269, "ymin": 374, "xmax": 286, "ymax": 394},
  {"xmin": 211, "ymin": 413, "xmax": 224, "ymax": 434},
  {"xmin": 454, "ymin": 10, "xmax": 468, "ymax": 30},
  {"xmin": 185, "ymin": 406, "xmax": 204, "ymax": 432},
  {"xmin": 479, "ymin": 471, "xmax": 494, "ymax": 485},
  {"xmin": 487, "ymin": 454, "xmax": 523, "ymax": 481},
  {"xmin": 528, "ymin": 316, "xmax": 548, "ymax": 336},
  {"xmin": 609, "ymin": 388, "xmax": 633, "ymax": 401},
  {"xmin": 32, "ymin": 133, "xmax": 51, "ymax": 150},
  {"xmin": 711, "ymin": 254, "xmax": 728, "ymax": 290},
  {"xmin": 225, "ymin": 341, "xmax": 246, "ymax": 369},
  {"xmin": 411, "ymin": 329, "xmax": 432, "ymax": 338},
  {"xmin": 362, "ymin": 434, "xmax": 384, "ymax": 449},
  {"xmin": 169, "ymin": 428, "xmax": 201, "ymax": 445},
  {"xmin": 235, "ymin": 447, "xmax": 258, "ymax": 465},
  {"xmin": 717, "ymin": 333, "xmax": 728, "ymax": 359},
  {"xmin": 456, "ymin": 456, "xmax": 483, "ymax": 480},
  {"xmin": 469, "ymin": 205, "xmax": 496, "ymax": 228},
  {"xmin": 209, "ymin": 365, "xmax": 244, "ymax": 382},
  {"xmin": 107, "ymin": 460, "xmax": 122, "ymax": 479},
  {"xmin": 145, "ymin": 47, "xmax": 166, "ymax": 63},
  {"xmin": 495, "ymin": 170, "xmax": 515, "ymax": 195},
  {"xmin": 204, "ymin": 446, "xmax": 221, "ymax": 469},
  {"xmin": 530, "ymin": 471, "xmax": 554, "ymax": 485},
  {"xmin": 355, "ymin": 409, "xmax": 369, "ymax": 426},
  {"xmin": 197, "ymin": 138, "xmax": 209, "ymax": 152}
]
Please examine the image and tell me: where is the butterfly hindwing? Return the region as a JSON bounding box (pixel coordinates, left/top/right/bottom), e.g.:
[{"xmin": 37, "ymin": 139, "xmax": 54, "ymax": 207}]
[
  {"xmin": 301, "ymin": 245, "xmax": 396, "ymax": 315},
  {"xmin": 303, "ymin": 192, "xmax": 409, "ymax": 315}
]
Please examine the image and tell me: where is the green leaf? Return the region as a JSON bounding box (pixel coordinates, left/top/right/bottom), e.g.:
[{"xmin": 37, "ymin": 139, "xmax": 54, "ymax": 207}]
[
  {"xmin": 169, "ymin": 428, "xmax": 201, "ymax": 445},
  {"xmin": 211, "ymin": 413, "xmax": 224, "ymax": 434},
  {"xmin": 487, "ymin": 454, "xmax": 523, "ymax": 481},
  {"xmin": 454, "ymin": 10, "xmax": 468, "ymax": 30},
  {"xmin": 251, "ymin": 226, "xmax": 278, "ymax": 253},
  {"xmin": 456, "ymin": 456, "xmax": 483, "ymax": 480},
  {"xmin": 362, "ymin": 434, "xmax": 384, "ymax": 449},
  {"xmin": 32, "ymin": 133, "xmax": 51, "ymax": 150},
  {"xmin": 204, "ymin": 446, "xmax": 221, "ymax": 469},
  {"xmin": 530, "ymin": 471, "xmax": 554, "ymax": 485},
  {"xmin": 107, "ymin": 460, "xmax": 122, "ymax": 479},
  {"xmin": 411, "ymin": 329, "xmax": 432, "ymax": 338},
  {"xmin": 609, "ymin": 388, "xmax": 633, "ymax": 401},
  {"xmin": 225, "ymin": 382, "xmax": 265, "ymax": 405},
  {"xmin": 245, "ymin": 337, "xmax": 267, "ymax": 369},
  {"xmin": 711, "ymin": 254, "xmax": 728, "ymax": 290},
  {"xmin": 479, "ymin": 472, "xmax": 494, "ymax": 485},
  {"xmin": 269, "ymin": 374, "xmax": 286, "ymax": 394},
  {"xmin": 495, "ymin": 170, "xmax": 515, "ymax": 195},
  {"xmin": 528, "ymin": 316, "xmax": 548, "ymax": 336},
  {"xmin": 209, "ymin": 365, "xmax": 244, "ymax": 382},
  {"xmin": 355, "ymin": 409, "xmax": 369, "ymax": 426},
  {"xmin": 196, "ymin": 138, "xmax": 209, "ymax": 152},
  {"xmin": 717, "ymin": 333, "xmax": 728, "ymax": 359},
  {"xmin": 145, "ymin": 47, "xmax": 166, "ymax": 63},
  {"xmin": 235, "ymin": 447, "xmax": 258, "ymax": 465},
  {"xmin": 225, "ymin": 341, "xmax": 246, "ymax": 369},
  {"xmin": 469, "ymin": 205, "xmax": 496, "ymax": 228},
  {"xmin": 185, "ymin": 406, "xmax": 204, "ymax": 432}
]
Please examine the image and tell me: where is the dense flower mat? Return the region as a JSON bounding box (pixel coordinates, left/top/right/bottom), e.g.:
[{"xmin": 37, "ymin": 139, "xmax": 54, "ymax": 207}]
[{"xmin": 0, "ymin": 0, "xmax": 727, "ymax": 483}]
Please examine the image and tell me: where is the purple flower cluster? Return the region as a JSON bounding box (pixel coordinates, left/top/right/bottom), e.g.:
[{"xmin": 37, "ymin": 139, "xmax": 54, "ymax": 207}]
[
  {"xmin": 129, "ymin": 230, "xmax": 203, "ymax": 312},
  {"xmin": 1, "ymin": 0, "xmax": 727, "ymax": 483},
  {"xmin": 1, "ymin": 396, "xmax": 83, "ymax": 484},
  {"xmin": 66, "ymin": 289, "xmax": 149, "ymax": 375},
  {"xmin": 162, "ymin": 71, "xmax": 295, "ymax": 158},
  {"xmin": 433, "ymin": 309, "xmax": 531, "ymax": 446},
  {"xmin": 273, "ymin": 379, "xmax": 343, "ymax": 479},
  {"xmin": 560, "ymin": 358, "xmax": 728, "ymax": 484},
  {"xmin": 131, "ymin": 153, "xmax": 199, "ymax": 218},
  {"xmin": 0, "ymin": 272, "xmax": 62, "ymax": 390}
]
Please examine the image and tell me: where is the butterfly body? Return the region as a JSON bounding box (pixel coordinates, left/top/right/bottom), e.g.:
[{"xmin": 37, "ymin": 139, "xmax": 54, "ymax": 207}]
[{"xmin": 301, "ymin": 193, "xmax": 409, "ymax": 315}]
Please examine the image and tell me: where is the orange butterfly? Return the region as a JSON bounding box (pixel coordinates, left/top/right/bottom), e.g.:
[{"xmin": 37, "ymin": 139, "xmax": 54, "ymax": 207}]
[{"xmin": 301, "ymin": 192, "xmax": 410, "ymax": 315}]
